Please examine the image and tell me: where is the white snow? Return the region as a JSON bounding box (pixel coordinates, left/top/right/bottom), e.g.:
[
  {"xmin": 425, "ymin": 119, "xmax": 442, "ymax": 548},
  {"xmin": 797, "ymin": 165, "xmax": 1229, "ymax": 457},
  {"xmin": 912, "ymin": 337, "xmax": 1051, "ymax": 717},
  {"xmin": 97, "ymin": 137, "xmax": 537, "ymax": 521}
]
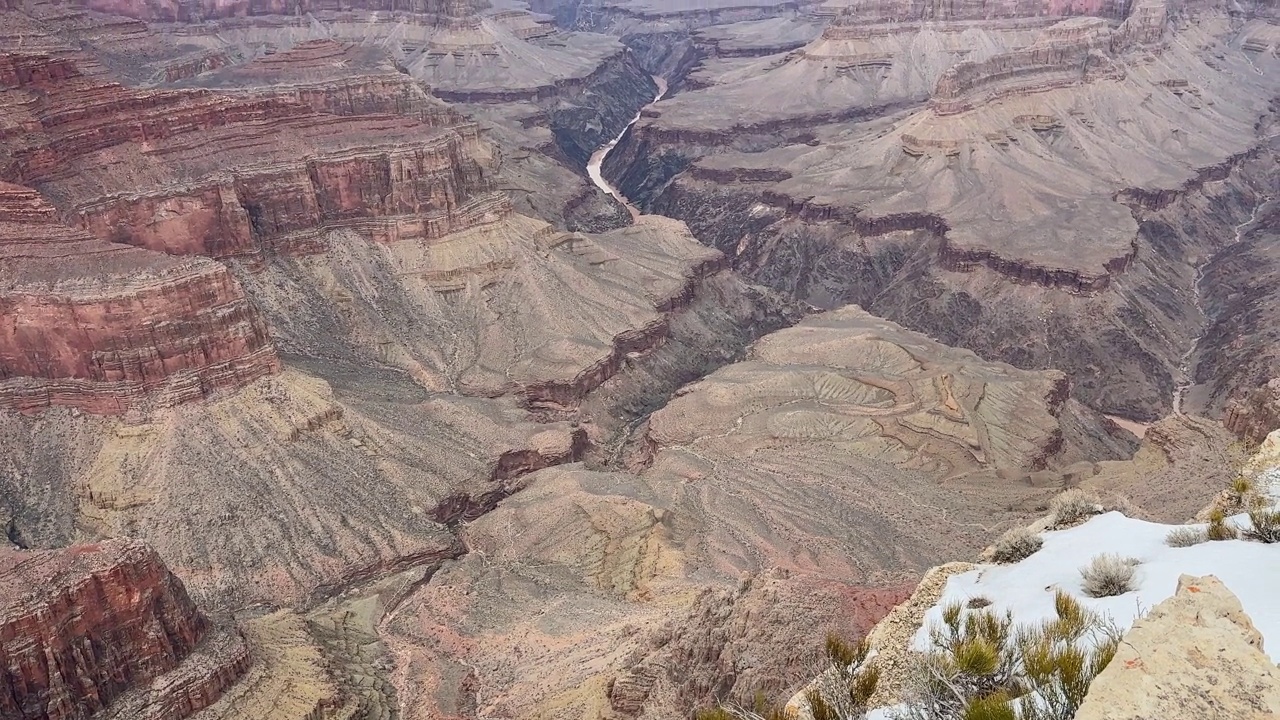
[{"xmin": 910, "ymin": 511, "xmax": 1280, "ymax": 662}]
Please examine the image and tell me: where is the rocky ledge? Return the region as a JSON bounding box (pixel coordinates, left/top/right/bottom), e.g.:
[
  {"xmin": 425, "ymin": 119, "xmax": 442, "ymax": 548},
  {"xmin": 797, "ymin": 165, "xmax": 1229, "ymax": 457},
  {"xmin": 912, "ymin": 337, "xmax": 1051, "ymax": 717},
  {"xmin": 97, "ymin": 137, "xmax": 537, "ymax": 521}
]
[{"xmin": 0, "ymin": 539, "xmax": 246, "ymax": 720}]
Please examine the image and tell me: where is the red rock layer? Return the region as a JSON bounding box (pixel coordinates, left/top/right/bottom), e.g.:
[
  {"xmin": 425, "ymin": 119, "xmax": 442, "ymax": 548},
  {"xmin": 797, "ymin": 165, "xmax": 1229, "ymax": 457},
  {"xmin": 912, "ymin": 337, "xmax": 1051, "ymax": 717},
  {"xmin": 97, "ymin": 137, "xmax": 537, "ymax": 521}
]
[
  {"xmin": 0, "ymin": 49, "xmax": 505, "ymax": 262},
  {"xmin": 78, "ymin": 0, "xmax": 487, "ymax": 23},
  {"xmin": 0, "ymin": 539, "xmax": 241, "ymax": 720},
  {"xmin": 0, "ymin": 182, "xmax": 280, "ymax": 415}
]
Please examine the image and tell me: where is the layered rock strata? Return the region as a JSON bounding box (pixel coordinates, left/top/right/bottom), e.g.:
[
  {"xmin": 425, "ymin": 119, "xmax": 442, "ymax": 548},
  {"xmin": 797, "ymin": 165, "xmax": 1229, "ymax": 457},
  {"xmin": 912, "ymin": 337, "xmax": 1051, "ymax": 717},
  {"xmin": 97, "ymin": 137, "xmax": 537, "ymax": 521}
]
[
  {"xmin": 0, "ymin": 539, "xmax": 245, "ymax": 720},
  {"xmin": 607, "ymin": 1, "xmax": 1280, "ymax": 419},
  {"xmin": 0, "ymin": 182, "xmax": 280, "ymax": 415},
  {"xmin": 1225, "ymin": 378, "xmax": 1280, "ymax": 444},
  {"xmin": 0, "ymin": 49, "xmax": 502, "ymax": 263}
]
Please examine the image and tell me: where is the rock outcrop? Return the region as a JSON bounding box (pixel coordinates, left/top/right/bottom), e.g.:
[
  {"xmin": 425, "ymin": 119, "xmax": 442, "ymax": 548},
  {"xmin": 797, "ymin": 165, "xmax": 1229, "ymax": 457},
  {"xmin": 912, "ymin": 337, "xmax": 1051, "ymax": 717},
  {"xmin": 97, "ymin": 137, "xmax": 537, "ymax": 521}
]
[
  {"xmin": 609, "ymin": 0, "xmax": 1280, "ymax": 420},
  {"xmin": 377, "ymin": 305, "xmax": 1134, "ymax": 718},
  {"xmin": 0, "ymin": 47, "xmax": 503, "ymax": 263},
  {"xmin": 0, "ymin": 539, "xmax": 246, "ymax": 720},
  {"xmin": 0, "ymin": 182, "xmax": 280, "ymax": 415},
  {"xmin": 1225, "ymin": 378, "xmax": 1280, "ymax": 445},
  {"xmin": 1075, "ymin": 574, "xmax": 1280, "ymax": 720}
]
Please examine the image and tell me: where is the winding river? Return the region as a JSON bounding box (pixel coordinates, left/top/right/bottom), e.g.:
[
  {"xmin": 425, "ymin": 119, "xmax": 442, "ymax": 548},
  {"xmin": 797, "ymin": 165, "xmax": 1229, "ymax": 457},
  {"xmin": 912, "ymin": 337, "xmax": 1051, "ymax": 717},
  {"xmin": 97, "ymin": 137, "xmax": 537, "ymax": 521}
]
[{"xmin": 587, "ymin": 76, "xmax": 668, "ymax": 219}]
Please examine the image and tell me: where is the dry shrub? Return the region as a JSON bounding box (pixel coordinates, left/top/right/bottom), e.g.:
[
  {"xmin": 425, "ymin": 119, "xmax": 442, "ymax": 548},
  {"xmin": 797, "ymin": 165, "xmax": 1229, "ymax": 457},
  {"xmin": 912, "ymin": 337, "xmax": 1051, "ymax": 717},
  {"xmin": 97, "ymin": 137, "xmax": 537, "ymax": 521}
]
[
  {"xmin": 990, "ymin": 528, "xmax": 1043, "ymax": 564},
  {"xmin": 1164, "ymin": 526, "xmax": 1208, "ymax": 548},
  {"xmin": 1079, "ymin": 554, "xmax": 1138, "ymax": 598},
  {"xmin": 1049, "ymin": 489, "xmax": 1103, "ymax": 528},
  {"xmin": 1244, "ymin": 507, "xmax": 1280, "ymax": 543},
  {"xmin": 900, "ymin": 590, "xmax": 1118, "ymax": 720}
]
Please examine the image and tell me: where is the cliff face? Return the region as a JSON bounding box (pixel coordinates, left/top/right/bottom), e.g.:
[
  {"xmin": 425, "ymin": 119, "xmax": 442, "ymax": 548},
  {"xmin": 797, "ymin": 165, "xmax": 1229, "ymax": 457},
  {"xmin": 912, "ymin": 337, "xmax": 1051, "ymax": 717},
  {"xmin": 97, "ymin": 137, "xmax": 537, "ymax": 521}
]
[
  {"xmin": 1225, "ymin": 379, "xmax": 1280, "ymax": 444},
  {"xmin": 78, "ymin": 0, "xmax": 488, "ymax": 22},
  {"xmin": 0, "ymin": 182, "xmax": 280, "ymax": 415},
  {"xmin": 0, "ymin": 539, "xmax": 244, "ymax": 720},
  {"xmin": 1, "ymin": 48, "xmax": 504, "ymax": 264},
  {"xmin": 929, "ymin": 18, "xmax": 1120, "ymax": 115}
]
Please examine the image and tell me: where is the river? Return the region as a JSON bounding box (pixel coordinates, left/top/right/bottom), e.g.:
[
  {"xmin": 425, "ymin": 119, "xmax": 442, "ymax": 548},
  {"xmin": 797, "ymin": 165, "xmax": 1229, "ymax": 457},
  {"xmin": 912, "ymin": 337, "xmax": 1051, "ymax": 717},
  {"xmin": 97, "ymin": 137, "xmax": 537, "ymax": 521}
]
[{"xmin": 586, "ymin": 76, "xmax": 668, "ymax": 219}]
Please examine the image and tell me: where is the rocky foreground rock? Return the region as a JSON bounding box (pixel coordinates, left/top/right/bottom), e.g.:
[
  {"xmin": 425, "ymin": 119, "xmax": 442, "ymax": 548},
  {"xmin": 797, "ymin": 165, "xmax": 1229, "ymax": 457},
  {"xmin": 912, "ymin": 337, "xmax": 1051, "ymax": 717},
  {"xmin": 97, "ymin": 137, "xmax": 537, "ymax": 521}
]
[{"xmin": 1076, "ymin": 574, "xmax": 1280, "ymax": 720}]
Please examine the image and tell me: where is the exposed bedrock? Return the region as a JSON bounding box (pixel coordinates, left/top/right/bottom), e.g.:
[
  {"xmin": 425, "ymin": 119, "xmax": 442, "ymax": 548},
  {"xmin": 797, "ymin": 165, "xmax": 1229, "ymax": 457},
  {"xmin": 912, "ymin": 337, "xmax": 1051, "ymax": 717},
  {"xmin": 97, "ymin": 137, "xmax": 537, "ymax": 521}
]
[
  {"xmin": 1225, "ymin": 378, "xmax": 1280, "ymax": 445},
  {"xmin": 644, "ymin": 152, "xmax": 1272, "ymax": 421},
  {"xmin": 0, "ymin": 182, "xmax": 281, "ymax": 416},
  {"xmin": 548, "ymin": 51, "xmax": 659, "ymax": 167},
  {"xmin": 0, "ymin": 539, "xmax": 247, "ymax": 720},
  {"xmin": 622, "ymin": 30, "xmax": 704, "ymax": 83},
  {"xmin": 381, "ymin": 305, "xmax": 1135, "ymax": 718},
  {"xmin": 1, "ymin": 49, "xmax": 503, "ymax": 264},
  {"xmin": 563, "ymin": 0, "xmax": 804, "ymax": 36},
  {"xmin": 1195, "ymin": 191, "xmax": 1280, "ymax": 417},
  {"xmin": 602, "ymin": 8, "xmax": 1280, "ymax": 421},
  {"xmin": 75, "ymin": 0, "xmax": 490, "ymax": 22}
]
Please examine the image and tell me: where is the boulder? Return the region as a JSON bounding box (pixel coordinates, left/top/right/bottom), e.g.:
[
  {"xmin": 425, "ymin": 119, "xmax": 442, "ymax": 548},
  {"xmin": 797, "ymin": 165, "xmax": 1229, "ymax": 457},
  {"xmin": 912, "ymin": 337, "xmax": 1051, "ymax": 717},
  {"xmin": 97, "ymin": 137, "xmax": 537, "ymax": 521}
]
[{"xmin": 1075, "ymin": 574, "xmax": 1280, "ymax": 720}]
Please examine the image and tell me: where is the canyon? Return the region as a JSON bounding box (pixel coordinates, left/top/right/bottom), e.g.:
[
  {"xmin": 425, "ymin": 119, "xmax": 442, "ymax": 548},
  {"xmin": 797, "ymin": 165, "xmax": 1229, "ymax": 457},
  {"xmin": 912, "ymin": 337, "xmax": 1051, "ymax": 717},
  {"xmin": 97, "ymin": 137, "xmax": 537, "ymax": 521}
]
[{"xmin": 0, "ymin": 0, "xmax": 1277, "ymax": 718}]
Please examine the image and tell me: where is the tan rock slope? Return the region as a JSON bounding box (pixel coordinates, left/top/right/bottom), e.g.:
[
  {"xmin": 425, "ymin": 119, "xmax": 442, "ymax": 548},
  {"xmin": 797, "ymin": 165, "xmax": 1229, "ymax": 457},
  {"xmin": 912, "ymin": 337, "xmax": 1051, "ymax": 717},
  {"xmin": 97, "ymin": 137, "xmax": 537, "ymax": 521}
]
[{"xmin": 1076, "ymin": 574, "xmax": 1280, "ymax": 720}]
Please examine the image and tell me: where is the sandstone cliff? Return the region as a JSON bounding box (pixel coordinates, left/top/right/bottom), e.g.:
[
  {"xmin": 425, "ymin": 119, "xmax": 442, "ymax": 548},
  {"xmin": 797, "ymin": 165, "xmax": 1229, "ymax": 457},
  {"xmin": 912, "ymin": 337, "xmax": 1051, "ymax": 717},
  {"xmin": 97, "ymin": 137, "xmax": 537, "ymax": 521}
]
[
  {"xmin": 1225, "ymin": 378, "xmax": 1280, "ymax": 444},
  {"xmin": 0, "ymin": 540, "xmax": 246, "ymax": 720},
  {"xmin": 0, "ymin": 48, "xmax": 504, "ymax": 262}
]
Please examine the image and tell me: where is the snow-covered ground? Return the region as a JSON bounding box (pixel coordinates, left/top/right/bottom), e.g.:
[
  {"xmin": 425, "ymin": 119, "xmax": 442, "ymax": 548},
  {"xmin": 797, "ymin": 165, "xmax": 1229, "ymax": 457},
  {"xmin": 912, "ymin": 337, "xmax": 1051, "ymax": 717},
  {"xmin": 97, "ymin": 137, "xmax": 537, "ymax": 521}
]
[
  {"xmin": 912, "ymin": 511, "xmax": 1280, "ymax": 661},
  {"xmin": 865, "ymin": 507, "xmax": 1280, "ymax": 719},
  {"xmin": 859, "ymin": 433, "xmax": 1280, "ymax": 720}
]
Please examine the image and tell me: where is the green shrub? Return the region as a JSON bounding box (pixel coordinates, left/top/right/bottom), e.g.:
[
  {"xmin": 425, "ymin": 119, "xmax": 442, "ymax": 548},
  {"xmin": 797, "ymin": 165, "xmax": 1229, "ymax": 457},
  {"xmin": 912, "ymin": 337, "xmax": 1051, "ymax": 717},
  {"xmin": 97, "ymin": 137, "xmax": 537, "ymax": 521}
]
[
  {"xmin": 899, "ymin": 590, "xmax": 1119, "ymax": 720},
  {"xmin": 991, "ymin": 528, "xmax": 1043, "ymax": 564},
  {"xmin": 1207, "ymin": 508, "xmax": 1239, "ymax": 541}
]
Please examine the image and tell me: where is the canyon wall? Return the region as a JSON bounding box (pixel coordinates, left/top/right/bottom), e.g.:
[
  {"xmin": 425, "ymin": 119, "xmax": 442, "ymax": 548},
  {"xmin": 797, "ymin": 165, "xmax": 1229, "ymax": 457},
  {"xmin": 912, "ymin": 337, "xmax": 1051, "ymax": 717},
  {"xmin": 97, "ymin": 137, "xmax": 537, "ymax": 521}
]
[
  {"xmin": 0, "ymin": 182, "xmax": 280, "ymax": 415},
  {"xmin": 2, "ymin": 48, "xmax": 504, "ymax": 263},
  {"xmin": 0, "ymin": 540, "xmax": 245, "ymax": 720}
]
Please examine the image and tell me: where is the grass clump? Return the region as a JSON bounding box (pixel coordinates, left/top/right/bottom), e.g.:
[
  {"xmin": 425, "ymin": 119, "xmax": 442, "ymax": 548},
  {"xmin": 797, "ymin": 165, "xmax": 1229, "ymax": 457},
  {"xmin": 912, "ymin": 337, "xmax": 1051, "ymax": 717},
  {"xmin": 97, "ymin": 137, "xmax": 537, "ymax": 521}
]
[
  {"xmin": 898, "ymin": 590, "xmax": 1119, "ymax": 720},
  {"xmin": 1207, "ymin": 508, "xmax": 1239, "ymax": 541},
  {"xmin": 1048, "ymin": 489, "xmax": 1103, "ymax": 529},
  {"xmin": 1164, "ymin": 526, "xmax": 1208, "ymax": 548},
  {"xmin": 990, "ymin": 528, "xmax": 1043, "ymax": 564},
  {"xmin": 1079, "ymin": 554, "xmax": 1138, "ymax": 598}
]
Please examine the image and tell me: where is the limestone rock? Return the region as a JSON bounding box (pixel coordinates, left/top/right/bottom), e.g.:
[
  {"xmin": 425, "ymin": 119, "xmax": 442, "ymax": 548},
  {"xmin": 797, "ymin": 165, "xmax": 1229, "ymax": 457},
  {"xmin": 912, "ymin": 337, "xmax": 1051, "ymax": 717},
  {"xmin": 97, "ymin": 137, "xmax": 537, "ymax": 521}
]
[
  {"xmin": 1225, "ymin": 378, "xmax": 1280, "ymax": 445},
  {"xmin": 1075, "ymin": 574, "xmax": 1280, "ymax": 720}
]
